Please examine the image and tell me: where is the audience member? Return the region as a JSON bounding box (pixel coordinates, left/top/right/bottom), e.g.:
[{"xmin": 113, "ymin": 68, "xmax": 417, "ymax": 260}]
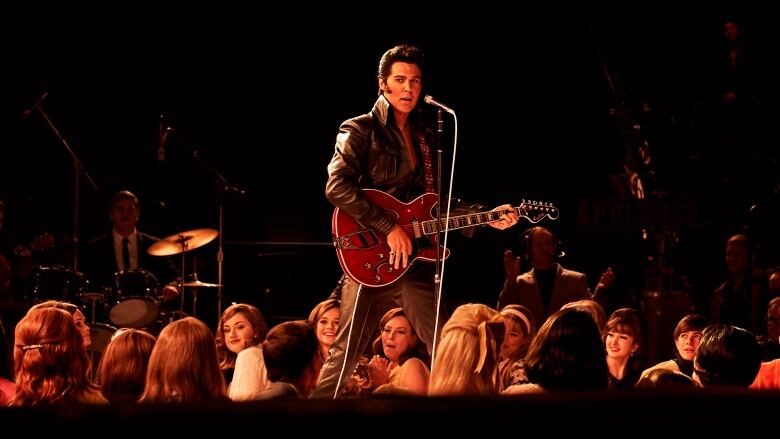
[
  {"xmin": 497, "ymin": 304, "xmax": 536, "ymax": 390},
  {"xmin": 429, "ymin": 303, "xmax": 503, "ymax": 396},
  {"xmin": 504, "ymin": 308, "xmax": 607, "ymax": 394},
  {"xmin": 308, "ymin": 298, "xmax": 340, "ymax": 363},
  {"xmin": 9, "ymin": 307, "xmax": 106, "ymax": 405},
  {"xmin": 693, "ymin": 324, "xmax": 760, "ymax": 388},
  {"xmin": 139, "ymin": 317, "xmax": 227, "ymax": 403},
  {"xmin": 97, "ymin": 328, "xmax": 156, "ymax": 403},
  {"xmin": 259, "ymin": 320, "xmax": 320, "ymax": 399},
  {"xmin": 640, "ymin": 314, "xmax": 707, "ymax": 379}
]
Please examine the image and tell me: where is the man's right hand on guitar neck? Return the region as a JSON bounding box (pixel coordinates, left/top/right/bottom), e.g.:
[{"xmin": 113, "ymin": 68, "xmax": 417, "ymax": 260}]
[{"xmin": 386, "ymin": 224, "xmax": 412, "ymax": 269}]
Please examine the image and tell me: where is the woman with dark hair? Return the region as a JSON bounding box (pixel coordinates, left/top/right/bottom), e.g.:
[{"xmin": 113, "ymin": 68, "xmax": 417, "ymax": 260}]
[
  {"xmin": 603, "ymin": 308, "xmax": 644, "ymax": 390},
  {"xmin": 366, "ymin": 307, "xmax": 429, "ymax": 395},
  {"xmin": 639, "ymin": 314, "xmax": 707, "ymax": 379},
  {"xmin": 504, "ymin": 308, "xmax": 607, "ymax": 394},
  {"xmin": 693, "ymin": 324, "xmax": 760, "ymax": 387}
]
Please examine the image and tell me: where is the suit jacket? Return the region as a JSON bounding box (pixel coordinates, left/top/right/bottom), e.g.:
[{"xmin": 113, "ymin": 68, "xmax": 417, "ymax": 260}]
[
  {"xmin": 81, "ymin": 231, "xmax": 179, "ymax": 291},
  {"xmin": 497, "ymin": 263, "xmax": 591, "ymax": 326}
]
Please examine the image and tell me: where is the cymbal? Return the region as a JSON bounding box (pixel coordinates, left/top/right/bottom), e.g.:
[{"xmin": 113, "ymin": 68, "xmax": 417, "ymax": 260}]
[
  {"xmin": 148, "ymin": 228, "xmax": 219, "ymax": 256},
  {"xmin": 181, "ymin": 280, "xmax": 222, "ymax": 288}
]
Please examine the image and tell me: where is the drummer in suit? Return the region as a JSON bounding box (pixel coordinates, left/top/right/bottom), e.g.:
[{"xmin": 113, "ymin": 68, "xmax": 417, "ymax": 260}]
[{"xmin": 81, "ymin": 190, "xmax": 180, "ymax": 326}]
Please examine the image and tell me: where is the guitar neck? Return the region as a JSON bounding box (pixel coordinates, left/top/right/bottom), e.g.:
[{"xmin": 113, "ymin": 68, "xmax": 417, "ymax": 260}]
[{"xmin": 420, "ymin": 208, "xmax": 519, "ymax": 235}]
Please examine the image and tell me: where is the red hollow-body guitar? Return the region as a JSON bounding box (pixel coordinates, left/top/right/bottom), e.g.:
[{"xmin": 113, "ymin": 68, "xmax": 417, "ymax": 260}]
[{"xmin": 332, "ymin": 189, "xmax": 559, "ymax": 287}]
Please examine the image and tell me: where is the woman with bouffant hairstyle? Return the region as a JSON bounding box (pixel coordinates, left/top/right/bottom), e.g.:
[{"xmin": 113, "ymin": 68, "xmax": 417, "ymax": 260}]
[
  {"xmin": 429, "ymin": 303, "xmax": 503, "ymax": 396},
  {"xmin": 140, "ymin": 317, "xmax": 227, "ymax": 403},
  {"xmin": 10, "ymin": 307, "xmax": 106, "ymax": 405},
  {"xmin": 97, "ymin": 328, "xmax": 156, "ymax": 403}
]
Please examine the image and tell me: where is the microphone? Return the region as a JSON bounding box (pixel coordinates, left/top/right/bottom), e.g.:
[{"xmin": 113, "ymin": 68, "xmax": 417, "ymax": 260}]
[
  {"xmin": 22, "ymin": 92, "xmax": 49, "ymax": 119},
  {"xmin": 424, "ymin": 95, "xmax": 455, "ymax": 115}
]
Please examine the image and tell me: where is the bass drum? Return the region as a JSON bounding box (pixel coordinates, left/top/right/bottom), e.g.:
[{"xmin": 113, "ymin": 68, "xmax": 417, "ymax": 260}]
[{"xmin": 108, "ymin": 269, "xmax": 161, "ymax": 328}]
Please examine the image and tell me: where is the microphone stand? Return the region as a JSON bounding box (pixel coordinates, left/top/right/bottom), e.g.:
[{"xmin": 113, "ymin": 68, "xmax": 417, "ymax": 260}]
[
  {"xmin": 189, "ymin": 149, "xmax": 246, "ymax": 326},
  {"xmin": 164, "ymin": 127, "xmax": 246, "ymax": 325},
  {"xmin": 429, "ymin": 104, "xmax": 458, "ymax": 374},
  {"xmin": 434, "ymin": 108, "xmax": 443, "ymax": 296},
  {"xmin": 28, "ymin": 96, "xmax": 99, "ymax": 272},
  {"xmin": 431, "ymin": 107, "xmax": 445, "ymax": 372}
]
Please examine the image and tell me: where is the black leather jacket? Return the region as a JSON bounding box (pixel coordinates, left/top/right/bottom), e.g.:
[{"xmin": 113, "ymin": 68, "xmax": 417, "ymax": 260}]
[{"xmin": 326, "ymin": 95, "xmax": 483, "ymax": 235}]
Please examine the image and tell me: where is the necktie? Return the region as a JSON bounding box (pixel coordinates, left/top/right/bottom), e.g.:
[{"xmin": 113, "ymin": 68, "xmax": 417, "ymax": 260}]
[{"xmin": 122, "ymin": 237, "xmax": 130, "ymax": 270}]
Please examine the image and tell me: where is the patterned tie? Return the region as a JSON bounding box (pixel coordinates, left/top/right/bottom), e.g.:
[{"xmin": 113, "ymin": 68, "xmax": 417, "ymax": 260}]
[{"xmin": 122, "ymin": 237, "xmax": 130, "ymax": 270}]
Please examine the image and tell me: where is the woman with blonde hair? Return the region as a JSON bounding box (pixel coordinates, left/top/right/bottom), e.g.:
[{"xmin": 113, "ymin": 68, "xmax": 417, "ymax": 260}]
[
  {"xmin": 429, "ymin": 303, "xmax": 503, "ymax": 396},
  {"xmin": 97, "ymin": 328, "xmax": 156, "ymax": 403},
  {"xmin": 140, "ymin": 317, "xmax": 227, "ymax": 403},
  {"xmin": 10, "ymin": 307, "xmax": 106, "ymax": 405}
]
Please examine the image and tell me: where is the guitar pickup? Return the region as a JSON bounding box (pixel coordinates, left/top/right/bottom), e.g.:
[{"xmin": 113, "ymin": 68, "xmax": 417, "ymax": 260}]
[{"xmin": 333, "ymin": 229, "xmax": 380, "ymax": 250}]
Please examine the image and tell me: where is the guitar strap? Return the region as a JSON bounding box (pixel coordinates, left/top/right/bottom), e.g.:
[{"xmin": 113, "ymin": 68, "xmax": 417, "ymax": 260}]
[{"xmin": 417, "ymin": 132, "xmax": 435, "ymax": 194}]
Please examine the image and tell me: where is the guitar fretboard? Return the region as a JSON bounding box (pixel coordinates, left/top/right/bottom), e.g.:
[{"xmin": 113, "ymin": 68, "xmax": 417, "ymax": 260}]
[{"xmin": 415, "ymin": 202, "xmax": 558, "ymax": 237}]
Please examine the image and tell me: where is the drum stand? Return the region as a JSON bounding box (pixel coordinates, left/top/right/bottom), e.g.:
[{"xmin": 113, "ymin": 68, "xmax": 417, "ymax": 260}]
[
  {"xmin": 147, "ymin": 228, "xmax": 219, "ymax": 323},
  {"xmin": 81, "ymin": 291, "xmax": 104, "ymax": 379}
]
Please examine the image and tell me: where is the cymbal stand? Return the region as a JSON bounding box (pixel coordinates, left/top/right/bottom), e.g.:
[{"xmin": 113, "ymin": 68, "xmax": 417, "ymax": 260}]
[
  {"xmin": 191, "ymin": 260, "xmax": 200, "ymax": 317},
  {"xmin": 178, "ymin": 238, "xmax": 189, "ymax": 314}
]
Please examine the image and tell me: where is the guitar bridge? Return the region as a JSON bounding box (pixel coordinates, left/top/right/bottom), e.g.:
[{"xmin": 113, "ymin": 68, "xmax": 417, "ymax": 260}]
[{"xmin": 333, "ymin": 229, "xmax": 380, "ymax": 250}]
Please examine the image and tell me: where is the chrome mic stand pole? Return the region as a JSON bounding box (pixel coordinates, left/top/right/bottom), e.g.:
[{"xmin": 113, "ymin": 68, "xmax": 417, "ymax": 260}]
[
  {"xmin": 432, "ymin": 107, "xmax": 444, "ymax": 372},
  {"xmin": 434, "ymin": 108, "xmax": 443, "ymax": 295}
]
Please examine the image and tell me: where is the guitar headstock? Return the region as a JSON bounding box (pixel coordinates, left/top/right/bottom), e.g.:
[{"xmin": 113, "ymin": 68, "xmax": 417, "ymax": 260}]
[
  {"xmin": 13, "ymin": 232, "xmax": 55, "ymax": 258},
  {"xmin": 518, "ymin": 200, "xmax": 559, "ymax": 223},
  {"xmin": 31, "ymin": 233, "xmax": 55, "ymax": 252}
]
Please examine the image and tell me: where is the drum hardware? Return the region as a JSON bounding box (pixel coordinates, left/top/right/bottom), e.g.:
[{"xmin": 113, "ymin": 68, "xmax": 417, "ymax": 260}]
[
  {"xmin": 33, "ymin": 265, "xmax": 88, "ymax": 304},
  {"xmin": 79, "ymin": 290, "xmax": 106, "ymax": 325},
  {"xmin": 109, "ymin": 269, "xmax": 161, "ymax": 328},
  {"xmin": 180, "ymin": 275, "xmax": 222, "ymax": 318},
  {"xmin": 148, "ymin": 228, "xmax": 219, "ymax": 319},
  {"xmin": 147, "ymin": 228, "xmax": 218, "ymax": 256}
]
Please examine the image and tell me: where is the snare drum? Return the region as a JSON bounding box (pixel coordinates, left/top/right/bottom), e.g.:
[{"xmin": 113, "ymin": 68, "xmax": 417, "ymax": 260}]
[
  {"xmin": 33, "ymin": 265, "xmax": 88, "ymax": 304},
  {"xmin": 109, "ymin": 269, "xmax": 161, "ymax": 328}
]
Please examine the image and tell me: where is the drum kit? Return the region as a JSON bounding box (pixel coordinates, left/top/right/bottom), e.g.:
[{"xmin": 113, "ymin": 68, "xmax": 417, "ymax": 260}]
[{"xmin": 31, "ymin": 228, "xmax": 221, "ymax": 355}]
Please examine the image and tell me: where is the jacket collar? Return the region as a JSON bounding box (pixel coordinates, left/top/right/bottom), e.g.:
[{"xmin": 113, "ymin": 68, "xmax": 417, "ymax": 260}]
[{"xmin": 371, "ymin": 94, "xmax": 422, "ymax": 130}]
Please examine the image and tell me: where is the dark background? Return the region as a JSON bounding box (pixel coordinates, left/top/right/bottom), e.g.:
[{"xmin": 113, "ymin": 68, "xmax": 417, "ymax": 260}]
[{"xmin": 2, "ymin": 2, "xmax": 779, "ymax": 327}]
